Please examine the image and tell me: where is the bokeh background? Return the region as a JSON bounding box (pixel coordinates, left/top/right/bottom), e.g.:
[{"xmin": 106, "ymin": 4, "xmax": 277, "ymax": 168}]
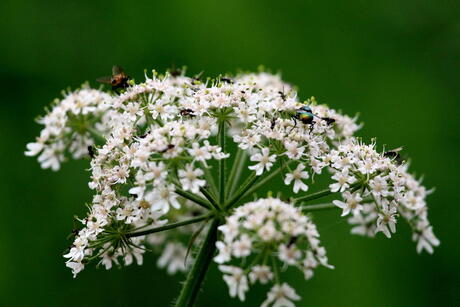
[{"xmin": 1, "ymin": 0, "xmax": 459, "ymax": 306}]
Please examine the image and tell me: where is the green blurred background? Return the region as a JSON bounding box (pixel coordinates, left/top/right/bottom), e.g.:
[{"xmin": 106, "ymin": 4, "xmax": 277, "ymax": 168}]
[{"xmin": 1, "ymin": 0, "xmax": 459, "ymax": 306}]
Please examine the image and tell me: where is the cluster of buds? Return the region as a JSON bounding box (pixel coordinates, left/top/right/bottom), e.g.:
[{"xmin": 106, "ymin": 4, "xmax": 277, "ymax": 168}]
[{"xmin": 26, "ymin": 68, "xmax": 438, "ymax": 306}]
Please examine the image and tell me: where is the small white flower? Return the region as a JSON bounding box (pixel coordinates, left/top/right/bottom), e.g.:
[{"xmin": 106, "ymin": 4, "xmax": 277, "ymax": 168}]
[
  {"xmin": 278, "ymin": 244, "xmax": 302, "ymax": 265},
  {"xmin": 214, "ymin": 241, "xmax": 232, "ymax": 264},
  {"xmin": 149, "ymin": 184, "xmax": 180, "ymax": 214},
  {"xmin": 284, "ymin": 164, "xmax": 309, "ymax": 193},
  {"xmin": 157, "ymin": 243, "xmax": 189, "ymax": 274},
  {"xmin": 332, "ymin": 191, "xmax": 363, "ymax": 217},
  {"xmin": 232, "ymin": 234, "xmax": 252, "ymax": 258},
  {"xmin": 261, "ymin": 283, "xmax": 300, "ymax": 307},
  {"xmin": 219, "ymin": 265, "xmax": 249, "ymax": 301},
  {"xmin": 329, "ymin": 169, "xmax": 356, "ymax": 192},
  {"xmin": 249, "ymin": 147, "xmax": 277, "ymax": 176},
  {"xmin": 178, "ymin": 164, "xmax": 206, "ymax": 193},
  {"xmin": 376, "ymin": 201, "xmax": 398, "ymax": 238},
  {"xmin": 249, "ymin": 265, "xmax": 273, "ymax": 284},
  {"xmin": 66, "ymin": 261, "xmax": 84, "ymax": 278}
]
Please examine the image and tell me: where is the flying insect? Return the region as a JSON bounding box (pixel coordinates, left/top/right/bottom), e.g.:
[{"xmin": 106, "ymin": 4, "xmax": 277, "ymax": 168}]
[{"xmin": 97, "ymin": 65, "xmax": 130, "ymax": 91}]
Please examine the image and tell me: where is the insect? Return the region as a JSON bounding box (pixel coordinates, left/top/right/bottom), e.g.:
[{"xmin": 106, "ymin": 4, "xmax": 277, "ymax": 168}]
[
  {"xmin": 271, "ymin": 117, "xmax": 277, "ymax": 129},
  {"xmin": 289, "ymin": 105, "xmax": 336, "ymax": 133},
  {"xmin": 193, "ymin": 71, "xmax": 204, "ymax": 82},
  {"xmin": 159, "ymin": 144, "xmax": 175, "ymax": 153},
  {"xmin": 287, "ymin": 236, "xmax": 298, "ymax": 247},
  {"xmin": 169, "ymin": 68, "xmax": 182, "ymax": 77},
  {"xmin": 97, "ymin": 65, "xmax": 130, "ymax": 91},
  {"xmin": 87, "ymin": 145, "xmax": 95, "ymax": 159},
  {"xmin": 180, "ymin": 109, "xmax": 195, "ymax": 117},
  {"xmin": 220, "ymin": 76, "xmax": 233, "ymax": 84},
  {"xmin": 384, "ymin": 147, "xmax": 404, "ymax": 164}
]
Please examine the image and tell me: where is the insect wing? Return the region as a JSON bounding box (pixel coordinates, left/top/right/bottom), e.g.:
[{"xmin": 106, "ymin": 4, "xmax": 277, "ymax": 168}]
[
  {"xmin": 112, "ymin": 65, "xmax": 125, "ymax": 75},
  {"xmin": 96, "ymin": 76, "xmax": 112, "ymax": 84}
]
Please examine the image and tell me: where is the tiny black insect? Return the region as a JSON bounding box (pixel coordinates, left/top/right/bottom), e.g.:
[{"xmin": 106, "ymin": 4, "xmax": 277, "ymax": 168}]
[
  {"xmin": 384, "ymin": 147, "xmax": 404, "ymax": 164},
  {"xmin": 180, "ymin": 109, "xmax": 195, "ymax": 117},
  {"xmin": 88, "ymin": 145, "xmax": 95, "ymax": 159},
  {"xmin": 159, "ymin": 144, "xmax": 175, "ymax": 153},
  {"xmin": 287, "ymin": 236, "xmax": 298, "ymax": 247},
  {"xmin": 220, "ymin": 77, "xmax": 233, "ymax": 84}
]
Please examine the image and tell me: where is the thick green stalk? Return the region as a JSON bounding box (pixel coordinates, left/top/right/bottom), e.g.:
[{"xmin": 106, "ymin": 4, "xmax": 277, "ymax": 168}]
[
  {"xmin": 218, "ymin": 120, "xmax": 226, "ymax": 206},
  {"xmin": 126, "ymin": 214, "xmax": 212, "ymax": 238},
  {"xmin": 175, "ymin": 218, "xmax": 220, "ymax": 307}
]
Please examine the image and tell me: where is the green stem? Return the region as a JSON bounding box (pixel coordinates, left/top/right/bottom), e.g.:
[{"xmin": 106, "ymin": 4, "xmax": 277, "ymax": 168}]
[
  {"xmin": 225, "ymin": 172, "xmax": 258, "ymax": 209},
  {"xmin": 226, "ymin": 162, "xmax": 290, "ymax": 210},
  {"xmin": 293, "ymin": 182, "xmax": 362, "ymax": 204},
  {"xmin": 301, "ymin": 203, "xmax": 337, "ymax": 212},
  {"xmin": 200, "ymin": 162, "xmax": 219, "ymax": 199},
  {"xmin": 218, "ymin": 120, "xmax": 226, "ymax": 206},
  {"xmin": 126, "ymin": 214, "xmax": 212, "ymax": 238},
  {"xmin": 226, "ymin": 148, "xmax": 247, "ymax": 197},
  {"xmin": 199, "ymin": 187, "xmax": 219, "ymax": 211},
  {"xmin": 175, "ymin": 218, "xmax": 220, "ymax": 307},
  {"xmin": 174, "ymin": 188, "xmax": 211, "ymax": 210},
  {"xmin": 87, "ymin": 127, "xmax": 106, "ymax": 144},
  {"xmin": 292, "ymin": 188, "xmax": 333, "ymax": 204},
  {"xmin": 271, "ymin": 255, "xmax": 281, "ymax": 284}
]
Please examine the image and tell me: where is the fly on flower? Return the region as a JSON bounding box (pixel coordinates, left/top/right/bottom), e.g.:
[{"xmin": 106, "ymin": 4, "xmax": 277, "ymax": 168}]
[
  {"xmin": 294, "ymin": 105, "xmax": 335, "ymax": 130},
  {"xmin": 384, "ymin": 146, "xmax": 404, "ymax": 164},
  {"xmin": 97, "ymin": 65, "xmax": 131, "ymax": 91}
]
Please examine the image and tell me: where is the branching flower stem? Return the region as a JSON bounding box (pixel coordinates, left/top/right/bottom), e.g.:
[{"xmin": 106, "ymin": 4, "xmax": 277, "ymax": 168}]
[
  {"xmin": 199, "ymin": 187, "xmax": 219, "ymax": 210},
  {"xmin": 175, "ymin": 218, "xmax": 220, "ymax": 307},
  {"xmin": 293, "ymin": 182, "xmax": 361, "ymax": 204},
  {"xmin": 301, "ymin": 203, "xmax": 337, "ymax": 212},
  {"xmin": 126, "ymin": 213, "xmax": 213, "ymax": 238},
  {"xmin": 226, "ymin": 161, "xmax": 291, "ymax": 210},
  {"xmin": 226, "ymin": 148, "xmax": 247, "ymax": 197},
  {"xmin": 173, "ymin": 187, "xmax": 212, "ymax": 210},
  {"xmin": 218, "ymin": 119, "xmax": 226, "ymax": 207}
]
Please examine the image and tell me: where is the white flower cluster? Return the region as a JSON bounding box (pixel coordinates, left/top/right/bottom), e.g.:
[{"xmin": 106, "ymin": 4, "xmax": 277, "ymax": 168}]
[
  {"xmin": 215, "ymin": 198, "xmax": 332, "ymax": 305},
  {"xmin": 327, "ymin": 140, "xmax": 439, "ymax": 253},
  {"xmin": 25, "ymin": 85, "xmax": 114, "ymax": 170},
  {"xmin": 26, "ymin": 67, "xmax": 439, "ymax": 306}
]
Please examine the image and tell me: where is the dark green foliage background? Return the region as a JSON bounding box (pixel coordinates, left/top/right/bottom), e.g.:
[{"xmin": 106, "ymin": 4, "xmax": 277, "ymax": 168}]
[{"xmin": 1, "ymin": 0, "xmax": 459, "ymax": 306}]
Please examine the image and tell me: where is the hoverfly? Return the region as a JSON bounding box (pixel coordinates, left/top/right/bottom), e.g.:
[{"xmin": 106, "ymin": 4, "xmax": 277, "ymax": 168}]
[
  {"xmin": 384, "ymin": 147, "xmax": 404, "ymax": 164},
  {"xmin": 97, "ymin": 65, "xmax": 130, "ymax": 91}
]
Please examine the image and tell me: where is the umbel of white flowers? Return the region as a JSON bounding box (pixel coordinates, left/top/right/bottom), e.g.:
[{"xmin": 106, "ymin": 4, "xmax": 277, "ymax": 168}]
[{"xmin": 26, "ymin": 68, "xmax": 439, "ymax": 307}]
